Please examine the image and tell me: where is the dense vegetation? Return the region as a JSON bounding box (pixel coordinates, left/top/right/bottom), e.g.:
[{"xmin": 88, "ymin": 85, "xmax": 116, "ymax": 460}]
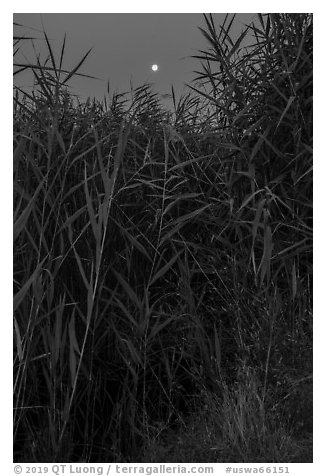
[{"xmin": 13, "ymin": 13, "xmax": 312, "ymax": 463}]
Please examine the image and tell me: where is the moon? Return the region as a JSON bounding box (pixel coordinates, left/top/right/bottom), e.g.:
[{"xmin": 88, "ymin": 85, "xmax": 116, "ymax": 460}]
[{"xmin": 151, "ymin": 64, "xmax": 158, "ymax": 72}]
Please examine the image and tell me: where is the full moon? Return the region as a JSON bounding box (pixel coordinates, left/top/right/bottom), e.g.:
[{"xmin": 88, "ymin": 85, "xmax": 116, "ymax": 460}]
[{"xmin": 151, "ymin": 64, "xmax": 158, "ymax": 72}]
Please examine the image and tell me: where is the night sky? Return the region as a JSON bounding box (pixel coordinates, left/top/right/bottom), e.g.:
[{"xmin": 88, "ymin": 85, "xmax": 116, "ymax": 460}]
[{"xmin": 14, "ymin": 13, "xmax": 257, "ymax": 109}]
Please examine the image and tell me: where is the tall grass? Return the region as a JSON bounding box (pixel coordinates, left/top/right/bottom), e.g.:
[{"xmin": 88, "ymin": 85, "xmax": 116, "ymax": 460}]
[{"xmin": 13, "ymin": 13, "xmax": 312, "ymax": 462}]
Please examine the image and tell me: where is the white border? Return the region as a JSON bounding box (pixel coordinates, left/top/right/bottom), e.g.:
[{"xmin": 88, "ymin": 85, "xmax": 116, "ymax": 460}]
[{"xmin": 3, "ymin": 3, "xmax": 324, "ymax": 473}]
